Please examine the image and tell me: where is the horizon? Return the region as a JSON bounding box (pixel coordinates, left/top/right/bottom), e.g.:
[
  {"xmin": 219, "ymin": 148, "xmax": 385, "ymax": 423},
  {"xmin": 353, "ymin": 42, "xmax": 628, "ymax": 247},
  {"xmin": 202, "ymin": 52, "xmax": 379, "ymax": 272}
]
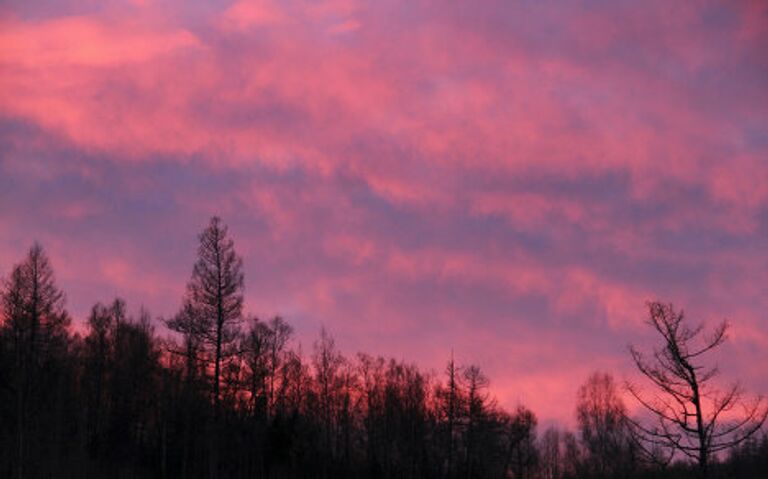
[{"xmin": 2, "ymin": 0, "xmax": 767, "ymax": 433}]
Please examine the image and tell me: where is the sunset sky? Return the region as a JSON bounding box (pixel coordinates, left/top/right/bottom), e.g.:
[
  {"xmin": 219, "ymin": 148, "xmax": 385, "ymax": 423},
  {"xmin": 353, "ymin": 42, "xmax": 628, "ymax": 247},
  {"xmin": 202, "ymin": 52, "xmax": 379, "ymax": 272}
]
[{"xmin": 1, "ymin": 0, "xmax": 767, "ymax": 426}]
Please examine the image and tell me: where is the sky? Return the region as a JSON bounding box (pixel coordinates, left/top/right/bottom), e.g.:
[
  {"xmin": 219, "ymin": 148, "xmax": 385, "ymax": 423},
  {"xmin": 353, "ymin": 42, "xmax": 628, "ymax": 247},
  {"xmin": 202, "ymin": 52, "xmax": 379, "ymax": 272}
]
[{"xmin": 1, "ymin": 0, "xmax": 767, "ymax": 427}]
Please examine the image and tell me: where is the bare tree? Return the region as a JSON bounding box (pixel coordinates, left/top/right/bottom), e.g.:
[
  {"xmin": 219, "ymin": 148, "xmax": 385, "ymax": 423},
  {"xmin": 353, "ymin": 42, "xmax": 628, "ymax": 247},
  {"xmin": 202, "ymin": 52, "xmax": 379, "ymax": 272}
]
[
  {"xmin": 164, "ymin": 299, "xmax": 208, "ymax": 479},
  {"xmin": 266, "ymin": 316, "xmax": 293, "ymax": 416},
  {"xmin": 1, "ymin": 243, "xmax": 68, "ymax": 479},
  {"xmin": 504, "ymin": 405, "xmax": 538, "ymax": 479},
  {"xmin": 436, "ymin": 352, "xmax": 464, "ymax": 478},
  {"xmin": 187, "ymin": 217, "xmax": 244, "ymax": 408},
  {"xmin": 241, "ymin": 316, "xmax": 271, "ymax": 418},
  {"xmin": 166, "ymin": 300, "xmax": 205, "ymax": 387},
  {"xmin": 184, "ymin": 216, "xmax": 245, "ymax": 479},
  {"xmin": 576, "ymin": 371, "xmax": 634, "ymax": 478},
  {"xmin": 539, "ymin": 427, "xmax": 561, "ymax": 479},
  {"xmin": 313, "ymin": 326, "xmax": 344, "ymax": 473},
  {"xmin": 358, "ymin": 352, "xmax": 385, "ymax": 472},
  {"xmin": 83, "ymin": 301, "xmax": 114, "ymax": 455},
  {"xmin": 561, "ymin": 430, "xmax": 581, "ymax": 479},
  {"xmin": 463, "ymin": 365, "xmax": 490, "ymax": 479},
  {"xmin": 626, "ymin": 301, "xmax": 768, "ymax": 478}
]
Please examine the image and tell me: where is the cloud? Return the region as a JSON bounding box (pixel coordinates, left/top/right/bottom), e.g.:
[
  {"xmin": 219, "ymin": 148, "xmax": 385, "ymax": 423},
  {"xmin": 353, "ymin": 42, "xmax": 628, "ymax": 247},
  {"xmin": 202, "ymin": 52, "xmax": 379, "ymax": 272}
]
[
  {"xmin": 1, "ymin": 0, "xmax": 766, "ymax": 425},
  {"xmin": 219, "ymin": 0, "xmax": 287, "ymax": 31},
  {"xmin": 0, "ymin": 15, "xmax": 199, "ymax": 67}
]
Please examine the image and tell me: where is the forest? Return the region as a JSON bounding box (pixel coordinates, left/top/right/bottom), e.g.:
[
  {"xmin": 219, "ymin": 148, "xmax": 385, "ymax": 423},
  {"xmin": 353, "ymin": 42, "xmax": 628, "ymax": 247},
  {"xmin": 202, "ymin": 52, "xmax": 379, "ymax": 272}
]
[{"xmin": 1, "ymin": 217, "xmax": 766, "ymax": 479}]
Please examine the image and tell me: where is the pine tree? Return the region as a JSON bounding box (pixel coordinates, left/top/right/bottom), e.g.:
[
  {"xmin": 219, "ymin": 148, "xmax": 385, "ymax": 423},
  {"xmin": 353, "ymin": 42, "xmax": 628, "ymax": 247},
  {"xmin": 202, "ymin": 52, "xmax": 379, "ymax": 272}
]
[
  {"xmin": 184, "ymin": 217, "xmax": 245, "ymax": 478},
  {"xmin": 1, "ymin": 243, "xmax": 68, "ymax": 479}
]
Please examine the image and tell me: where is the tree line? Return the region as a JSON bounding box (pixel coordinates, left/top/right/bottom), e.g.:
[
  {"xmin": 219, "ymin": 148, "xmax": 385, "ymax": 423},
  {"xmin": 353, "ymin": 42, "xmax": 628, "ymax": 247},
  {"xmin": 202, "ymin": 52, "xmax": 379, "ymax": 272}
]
[{"xmin": 1, "ymin": 217, "xmax": 766, "ymax": 478}]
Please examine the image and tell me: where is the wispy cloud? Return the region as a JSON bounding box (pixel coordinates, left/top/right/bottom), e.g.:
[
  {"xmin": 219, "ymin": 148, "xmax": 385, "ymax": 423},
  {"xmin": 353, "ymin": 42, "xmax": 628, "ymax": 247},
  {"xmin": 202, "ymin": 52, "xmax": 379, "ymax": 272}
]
[{"xmin": 1, "ymin": 0, "xmax": 766, "ymax": 425}]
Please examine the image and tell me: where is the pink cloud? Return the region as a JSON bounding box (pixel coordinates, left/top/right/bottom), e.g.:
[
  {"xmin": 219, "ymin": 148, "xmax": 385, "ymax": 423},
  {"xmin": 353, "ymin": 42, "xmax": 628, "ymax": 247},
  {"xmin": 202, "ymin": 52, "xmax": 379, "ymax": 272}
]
[
  {"xmin": 1, "ymin": 0, "xmax": 766, "ymax": 427},
  {"xmin": 219, "ymin": 0, "xmax": 287, "ymax": 31},
  {"xmin": 0, "ymin": 15, "xmax": 199, "ymax": 68}
]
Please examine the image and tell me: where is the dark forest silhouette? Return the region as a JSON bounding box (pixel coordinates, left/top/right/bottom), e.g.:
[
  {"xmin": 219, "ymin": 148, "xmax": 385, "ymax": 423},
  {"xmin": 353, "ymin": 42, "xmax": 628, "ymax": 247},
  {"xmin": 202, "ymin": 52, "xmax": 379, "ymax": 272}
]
[{"xmin": 1, "ymin": 217, "xmax": 766, "ymax": 479}]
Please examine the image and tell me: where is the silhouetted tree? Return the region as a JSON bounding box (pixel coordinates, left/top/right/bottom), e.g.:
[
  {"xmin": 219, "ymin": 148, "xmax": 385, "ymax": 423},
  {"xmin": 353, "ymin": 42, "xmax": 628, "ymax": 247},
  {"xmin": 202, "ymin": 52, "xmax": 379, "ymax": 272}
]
[
  {"xmin": 539, "ymin": 427, "xmax": 562, "ymax": 479},
  {"xmin": 576, "ymin": 371, "xmax": 634, "ymax": 478},
  {"xmin": 164, "ymin": 299, "xmax": 208, "ymax": 479},
  {"xmin": 435, "ymin": 352, "xmax": 464, "ymax": 478},
  {"xmin": 238, "ymin": 316, "xmax": 271, "ymax": 476},
  {"xmin": 627, "ymin": 301, "xmax": 768, "ymax": 478},
  {"xmin": 0, "ymin": 243, "xmax": 69, "ymax": 479},
  {"xmin": 463, "ymin": 364, "xmax": 490, "ymax": 478},
  {"xmin": 312, "ymin": 327, "xmax": 344, "ymax": 476},
  {"xmin": 266, "ymin": 316, "xmax": 292, "ymax": 416},
  {"xmin": 724, "ymin": 431, "xmax": 768, "ymax": 478},
  {"xmin": 79, "ymin": 298, "xmax": 163, "ymax": 476},
  {"xmin": 109, "ymin": 307, "xmax": 160, "ymax": 466},
  {"xmin": 5, "ymin": 236, "xmax": 766, "ymax": 479},
  {"xmin": 82, "ymin": 301, "xmax": 113, "ymax": 458},
  {"xmin": 562, "ymin": 430, "xmax": 582, "ymax": 479},
  {"xmin": 504, "ymin": 405, "xmax": 538, "ymax": 479},
  {"xmin": 184, "ymin": 216, "xmax": 245, "ymax": 478},
  {"xmin": 358, "ymin": 352, "xmax": 386, "ymax": 475}
]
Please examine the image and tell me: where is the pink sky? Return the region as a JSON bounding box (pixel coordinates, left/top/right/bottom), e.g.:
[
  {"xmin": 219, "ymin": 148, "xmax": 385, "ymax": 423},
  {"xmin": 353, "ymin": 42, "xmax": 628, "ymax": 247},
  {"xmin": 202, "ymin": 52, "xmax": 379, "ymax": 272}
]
[{"xmin": 1, "ymin": 0, "xmax": 767, "ymax": 426}]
